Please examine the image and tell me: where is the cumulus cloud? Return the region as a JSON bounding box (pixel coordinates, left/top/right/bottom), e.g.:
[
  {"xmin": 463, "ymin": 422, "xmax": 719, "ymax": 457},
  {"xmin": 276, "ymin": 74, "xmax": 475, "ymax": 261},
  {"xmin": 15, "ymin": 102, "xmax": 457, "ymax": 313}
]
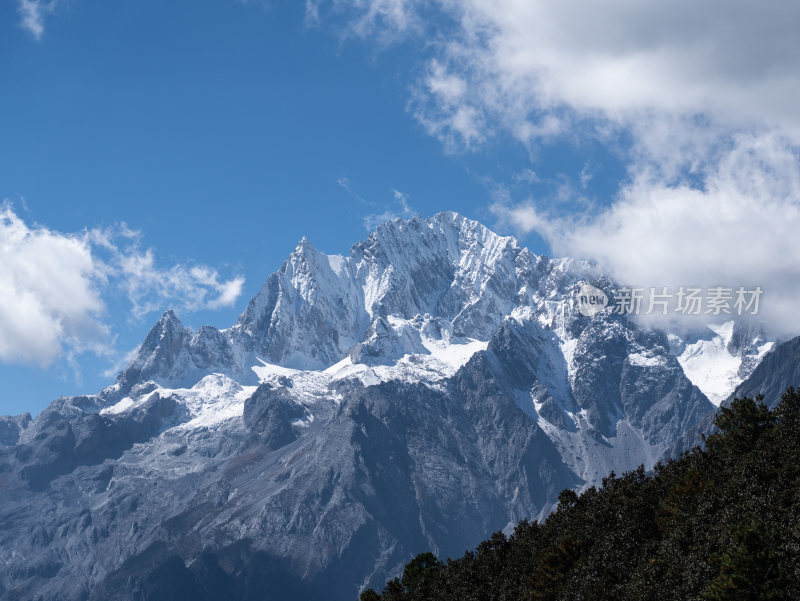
[
  {"xmin": 310, "ymin": 0, "xmax": 800, "ymax": 152},
  {"xmin": 308, "ymin": 0, "xmax": 800, "ymax": 176},
  {"xmin": 17, "ymin": 0, "xmax": 56, "ymax": 41},
  {"xmin": 312, "ymin": 0, "xmax": 800, "ymax": 337},
  {"xmin": 0, "ymin": 205, "xmax": 107, "ymax": 366},
  {"xmin": 492, "ymin": 135, "xmax": 800, "ymax": 336},
  {"xmin": 0, "ymin": 205, "xmax": 244, "ymax": 368}
]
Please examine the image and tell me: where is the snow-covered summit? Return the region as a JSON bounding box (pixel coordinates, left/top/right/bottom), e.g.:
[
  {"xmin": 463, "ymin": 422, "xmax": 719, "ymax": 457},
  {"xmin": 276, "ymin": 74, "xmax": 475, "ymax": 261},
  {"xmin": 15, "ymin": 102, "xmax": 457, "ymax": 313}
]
[
  {"xmin": 0, "ymin": 211, "xmax": 780, "ymax": 601},
  {"xmin": 673, "ymin": 320, "xmax": 774, "ymax": 405},
  {"xmin": 229, "ymin": 212, "xmax": 523, "ymax": 368},
  {"xmin": 108, "ymin": 211, "xmax": 769, "ymax": 411},
  {"xmin": 107, "ymin": 213, "xmax": 532, "ymax": 389}
]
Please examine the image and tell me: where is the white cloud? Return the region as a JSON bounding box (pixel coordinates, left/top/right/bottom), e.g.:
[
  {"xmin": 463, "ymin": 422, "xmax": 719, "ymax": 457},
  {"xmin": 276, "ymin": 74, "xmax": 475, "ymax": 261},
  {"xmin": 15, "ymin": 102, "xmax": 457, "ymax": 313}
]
[
  {"xmin": 313, "ymin": 0, "xmax": 800, "ymax": 338},
  {"xmin": 312, "ymin": 0, "xmax": 800, "ymax": 153},
  {"xmin": 362, "ymin": 188, "xmax": 416, "ymax": 230},
  {"xmin": 0, "ymin": 205, "xmax": 244, "ymax": 368},
  {"xmin": 105, "ymin": 235, "xmax": 245, "ymax": 316},
  {"xmin": 309, "ymin": 0, "xmax": 422, "ymax": 41},
  {"xmin": 492, "ymin": 134, "xmax": 800, "ymax": 336},
  {"xmin": 0, "ymin": 205, "xmax": 107, "ymax": 366},
  {"xmin": 412, "ymin": 60, "xmax": 486, "ymax": 150},
  {"xmin": 391, "ymin": 188, "xmax": 412, "ymax": 213},
  {"xmin": 336, "ymin": 176, "xmax": 367, "ymax": 204},
  {"xmin": 106, "ymin": 243, "xmax": 245, "ymax": 319},
  {"xmin": 17, "ymin": 0, "xmax": 56, "ymax": 41},
  {"xmin": 336, "ymin": 177, "xmax": 417, "ymax": 230},
  {"xmin": 308, "ymin": 0, "xmax": 800, "ymax": 180}
]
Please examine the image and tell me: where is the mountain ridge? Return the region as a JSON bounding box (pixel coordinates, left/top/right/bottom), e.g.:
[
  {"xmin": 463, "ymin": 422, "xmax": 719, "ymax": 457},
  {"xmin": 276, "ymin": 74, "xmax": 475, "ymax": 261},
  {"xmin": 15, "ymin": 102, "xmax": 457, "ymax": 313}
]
[{"xmin": 0, "ymin": 212, "xmax": 782, "ymax": 600}]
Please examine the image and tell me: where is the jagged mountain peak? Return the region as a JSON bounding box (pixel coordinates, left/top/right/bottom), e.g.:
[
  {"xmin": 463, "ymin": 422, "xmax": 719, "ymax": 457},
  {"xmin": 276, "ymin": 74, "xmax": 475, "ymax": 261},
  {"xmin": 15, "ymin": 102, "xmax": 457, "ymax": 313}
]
[
  {"xmin": 108, "ymin": 213, "xmax": 765, "ymax": 411},
  {"xmin": 357, "ymin": 211, "xmax": 519, "ymax": 264},
  {"xmin": 225, "ymin": 213, "xmax": 533, "ymax": 369},
  {"xmin": 150, "ymin": 308, "xmax": 184, "ymax": 335},
  {"xmin": 289, "ymin": 235, "xmax": 325, "ymax": 262},
  {"xmin": 1, "ymin": 212, "xmax": 785, "ymax": 601},
  {"xmin": 109, "ymin": 309, "xmax": 191, "ymax": 395}
]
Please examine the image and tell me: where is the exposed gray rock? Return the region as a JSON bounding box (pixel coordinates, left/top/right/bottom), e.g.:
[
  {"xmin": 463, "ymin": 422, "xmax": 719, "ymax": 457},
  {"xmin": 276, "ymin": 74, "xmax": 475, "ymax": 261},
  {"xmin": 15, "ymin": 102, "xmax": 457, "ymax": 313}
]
[
  {"xmin": 663, "ymin": 334, "xmax": 800, "ymax": 459},
  {"xmin": 0, "ymin": 414, "xmax": 31, "ymax": 447},
  {"xmin": 727, "ymin": 334, "xmax": 800, "ymax": 406},
  {"xmin": 0, "ymin": 212, "xmax": 757, "ymax": 601},
  {"xmin": 243, "ymin": 384, "xmax": 307, "ymax": 449}
]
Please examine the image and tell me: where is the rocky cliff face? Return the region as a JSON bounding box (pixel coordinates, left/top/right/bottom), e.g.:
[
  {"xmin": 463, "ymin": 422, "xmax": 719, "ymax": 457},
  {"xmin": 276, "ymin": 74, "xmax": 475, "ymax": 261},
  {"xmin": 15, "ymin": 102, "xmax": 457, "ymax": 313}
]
[
  {"xmin": 0, "ymin": 212, "xmax": 765, "ymax": 600},
  {"xmin": 726, "ymin": 335, "xmax": 800, "ymax": 406}
]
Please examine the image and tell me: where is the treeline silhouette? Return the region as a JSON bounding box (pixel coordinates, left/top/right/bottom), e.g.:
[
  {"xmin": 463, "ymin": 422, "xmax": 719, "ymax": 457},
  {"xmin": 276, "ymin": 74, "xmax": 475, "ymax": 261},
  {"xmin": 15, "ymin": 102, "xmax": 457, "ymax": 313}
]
[{"xmin": 362, "ymin": 389, "xmax": 800, "ymax": 601}]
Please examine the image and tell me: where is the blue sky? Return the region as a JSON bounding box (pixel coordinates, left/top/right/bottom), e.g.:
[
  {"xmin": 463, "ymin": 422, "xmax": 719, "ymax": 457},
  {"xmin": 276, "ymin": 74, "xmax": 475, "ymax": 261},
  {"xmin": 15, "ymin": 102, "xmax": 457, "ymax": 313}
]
[{"xmin": 2, "ymin": 0, "xmax": 799, "ymax": 415}]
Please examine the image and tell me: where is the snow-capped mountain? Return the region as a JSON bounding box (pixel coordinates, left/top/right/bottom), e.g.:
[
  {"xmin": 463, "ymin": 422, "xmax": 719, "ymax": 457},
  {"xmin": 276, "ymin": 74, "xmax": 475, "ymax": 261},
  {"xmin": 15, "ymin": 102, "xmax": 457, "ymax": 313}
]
[
  {"xmin": 670, "ymin": 320, "xmax": 773, "ymax": 405},
  {"xmin": 109, "ymin": 213, "xmax": 530, "ymax": 391},
  {"xmin": 0, "ymin": 213, "xmax": 776, "ymax": 600}
]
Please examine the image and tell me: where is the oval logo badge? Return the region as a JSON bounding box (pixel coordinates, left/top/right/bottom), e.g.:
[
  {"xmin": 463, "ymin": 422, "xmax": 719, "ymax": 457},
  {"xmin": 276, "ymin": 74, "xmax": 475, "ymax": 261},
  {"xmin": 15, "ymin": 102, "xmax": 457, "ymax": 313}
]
[{"xmin": 576, "ymin": 283, "xmax": 609, "ymax": 316}]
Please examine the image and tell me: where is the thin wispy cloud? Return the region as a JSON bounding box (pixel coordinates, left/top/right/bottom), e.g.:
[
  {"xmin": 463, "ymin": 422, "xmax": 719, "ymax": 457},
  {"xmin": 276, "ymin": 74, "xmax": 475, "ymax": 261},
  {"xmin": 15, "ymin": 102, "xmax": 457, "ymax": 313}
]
[
  {"xmin": 309, "ymin": 0, "xmax": 422, "ymax": 43},
  {"xmin": 0, "ymin": 204, "xmax": 244, "ymax": 369},
  {"xmin": 362, "ymin": 188, "xmax": 416, "ymax": 230},
  {"xmin": 337, "ymin": 177, "xmax": 417, "ymax": 230},
  {"xmin": 17, "ymin": 0, "xmax": 56, "ymax": 41},
  {"xmin": 93, "ymin": 227, "xmax": 246, "ymax": 320},
  {"xmin": 336, "ymin": 176, "xmax": 367, "ymax": 204}
]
